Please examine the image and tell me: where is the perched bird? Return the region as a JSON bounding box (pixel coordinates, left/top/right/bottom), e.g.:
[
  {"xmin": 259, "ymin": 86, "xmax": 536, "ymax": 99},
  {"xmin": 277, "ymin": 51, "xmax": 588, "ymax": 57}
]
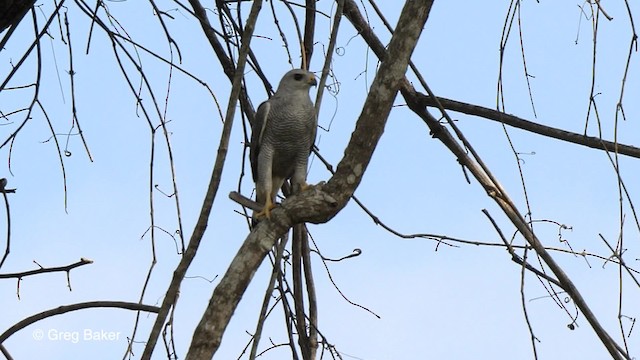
[{"xmin": 250, "ymin": 69, "xmax": 318, "ymax": 223}]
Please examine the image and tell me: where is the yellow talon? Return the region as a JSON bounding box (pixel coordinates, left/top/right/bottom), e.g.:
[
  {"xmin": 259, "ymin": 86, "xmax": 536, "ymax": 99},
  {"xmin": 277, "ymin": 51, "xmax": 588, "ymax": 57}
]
[
  {"xmin": 299, "ymin": 182, "xmax": 310, "ymax": 192},
  {"xmin": 255, "ymin": 197, "xmax": 276, "ymax": 219}
]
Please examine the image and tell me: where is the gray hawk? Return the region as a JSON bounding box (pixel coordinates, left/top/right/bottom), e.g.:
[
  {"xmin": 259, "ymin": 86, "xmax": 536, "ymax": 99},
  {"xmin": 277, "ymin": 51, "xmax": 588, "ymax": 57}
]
[{"xmin": 250, "ymin": 69, "xmax": 318, "ymax": 222}]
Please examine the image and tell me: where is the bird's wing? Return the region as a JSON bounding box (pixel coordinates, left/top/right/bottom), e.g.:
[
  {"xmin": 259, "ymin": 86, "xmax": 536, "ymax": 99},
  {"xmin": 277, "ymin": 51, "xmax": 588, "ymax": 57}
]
[{"xmin": 250, "ymin": 100, "xmax": 271, "ymax": 182}]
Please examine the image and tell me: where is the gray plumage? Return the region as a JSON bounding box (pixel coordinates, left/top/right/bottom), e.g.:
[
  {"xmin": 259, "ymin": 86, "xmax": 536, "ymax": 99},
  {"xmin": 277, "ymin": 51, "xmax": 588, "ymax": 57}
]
[{"xmin": 250, "ymin": 69, "xmax": 318, "ymax": 221}]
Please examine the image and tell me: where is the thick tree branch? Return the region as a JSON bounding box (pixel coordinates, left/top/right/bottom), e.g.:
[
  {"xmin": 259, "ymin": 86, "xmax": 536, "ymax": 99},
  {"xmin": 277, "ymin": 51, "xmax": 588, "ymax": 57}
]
[
  {"xmin": 340, "ymin": 1, "xmax": 629, "ymax": 358},
  {"xmin": 322, "ymin": 1, "xmax": 432, "ymax": 202},
  {"xmin": 406, "ymin": 76, "xmax": 631, "ymax": 360},
  {"xmin": 184, "ymin": 2, "xmax": 432, "ymax": 359}
]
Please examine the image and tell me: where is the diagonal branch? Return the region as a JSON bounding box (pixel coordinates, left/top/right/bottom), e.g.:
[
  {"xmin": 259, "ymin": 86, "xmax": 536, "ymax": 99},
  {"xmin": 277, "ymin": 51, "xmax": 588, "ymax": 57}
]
[
  {"xmin": 418, "ymin": 95, "xmax": 640, "ymax": 159},
  {"xmin": 140, "ymin": 0, "xmax": 263, "ymax": 358},
  {"xmin": 405, "ymin": 78, "xmax": 630, "ymax": 360},
  {"xmin": 184, "ymin": 2, "xmax": 433, "ymax": 359},
  {"xmin": 0, "ymin": 301, "xmax": 159, "ymax": 344},
  {"xmin": 340, "ymin": 1, "xmax": 630, "ymax": 359}
]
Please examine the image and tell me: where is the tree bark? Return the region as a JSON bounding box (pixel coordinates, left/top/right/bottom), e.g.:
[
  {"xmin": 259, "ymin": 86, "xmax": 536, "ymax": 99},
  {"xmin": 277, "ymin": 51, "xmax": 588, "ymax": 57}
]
[
  {"xmin": 341, "ymin": 1, "xmax": 629, "ymax": 358},
  {"xmin": 184, "ymin": 1, "xmax": 433, "ymax": 359}
]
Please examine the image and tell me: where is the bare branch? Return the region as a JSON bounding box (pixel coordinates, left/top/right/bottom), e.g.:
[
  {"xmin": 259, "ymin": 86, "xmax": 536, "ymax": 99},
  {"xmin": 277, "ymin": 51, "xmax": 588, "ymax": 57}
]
[
  {"xmin": 0, "ymin": 301, "xmax": 159, "ymax": 344},
  {"xmin": 418, "ymin": 96, "xmax": 640, "ymax": 159},
  {"xmin": 301, "ymin": 227, "xmax": 318, "ymax": 360},
  {"xmin": 482, "ymin": 209, "xmax": 562, "ymax": 288},
  {"xmin": 142, "ymin": 0, "xmax": 265, "ymax": 358},
  {"xmin": 0, "ymin": 343, "xmax": 13, "ymax": 360},
  {"xmin": 184, "ymin": 2, "xmax": 432, "ymax": 358},
  {"xmin": 291, "ymin": 228, "xmax": 309, "ymax": 359},
  {"xmin": 314, "ymin": 0, "xmax": 344, "ymax": 116},
  {"xmin": 0, "ymin": 178, "xmax": 11, "ymax": 269},
  {"xmin": 302, "ymin": 0, "xmax": 315, "ymax": 68},
  {"xmin": 407, "ymin": 70, "xmax": 632, "ymax": 360},
  {"xmin": 0, "ymin": 257, "xmax": 93, "ymax": 280},
  {"xmin": 340, "ymin": 1, "xmax": 631, "ymax": 358},
  {"xmin": 248, "ymin": 236, "xmax": 290, "ymax": 359}
]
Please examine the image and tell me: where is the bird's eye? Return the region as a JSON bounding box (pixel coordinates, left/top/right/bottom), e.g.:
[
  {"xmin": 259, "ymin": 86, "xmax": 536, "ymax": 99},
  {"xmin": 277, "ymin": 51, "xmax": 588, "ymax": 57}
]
[{"xmin": 293, "ymin": 73, "xmax": 304, "ymax": 81}]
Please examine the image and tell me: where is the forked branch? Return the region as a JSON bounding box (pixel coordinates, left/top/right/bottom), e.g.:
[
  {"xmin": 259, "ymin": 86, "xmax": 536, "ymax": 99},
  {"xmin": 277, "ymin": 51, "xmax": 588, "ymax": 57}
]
[
  {"xmin": 184, "ymin": 1, "xmax": 433, "ymax": 358},
  {"xmin": 341, "ymin": 0, "xmax": 630, "ymax": 358}
]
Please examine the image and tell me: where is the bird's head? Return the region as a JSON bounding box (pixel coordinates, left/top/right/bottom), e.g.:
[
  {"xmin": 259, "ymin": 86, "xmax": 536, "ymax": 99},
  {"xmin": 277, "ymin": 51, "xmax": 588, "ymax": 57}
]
[{"xmin": 276, "ymin": 69, "xmax": 317, "ymax": 94}]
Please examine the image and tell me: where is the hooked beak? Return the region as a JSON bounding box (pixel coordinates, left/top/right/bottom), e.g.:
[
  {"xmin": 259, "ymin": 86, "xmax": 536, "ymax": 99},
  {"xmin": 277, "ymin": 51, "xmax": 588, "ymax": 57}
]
[{"xmin": 308, "ymin": 75, "xmax": 318, "ymax": 87}]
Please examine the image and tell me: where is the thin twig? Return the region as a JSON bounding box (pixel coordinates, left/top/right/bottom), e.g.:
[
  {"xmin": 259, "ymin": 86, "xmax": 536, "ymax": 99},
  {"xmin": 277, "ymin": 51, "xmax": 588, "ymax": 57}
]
[
  {"xmin": 63, "ymin": 11, "xmax": 93, "ymax": 164},
  {"xmin": 482, "ymin": 209, "xmax": 562, "ymax": 288},
  {"xmin": 314, "ymin": 0, "xmax": 344, "ymax": 116},
  {"xmin": 276, "ymin": 254, "xmax": 301, "ymax": 360},
  {"xmin": 0, "ymin": 178, "xmax": 11, "ymax": 270},
  {"xmin": 0, "ymin": 258, "xmax": 93, "ymax": 279},
  {"xmin": 340, "ymin": 2, "xmax": 630, "ymax": 358},
  {"xmin": 248, "ymin": 236, "xmax": 289, "ymax": 359},
  {"xmin": 520, "ymin": 245, "xmax": 540, "ymax": 359}
]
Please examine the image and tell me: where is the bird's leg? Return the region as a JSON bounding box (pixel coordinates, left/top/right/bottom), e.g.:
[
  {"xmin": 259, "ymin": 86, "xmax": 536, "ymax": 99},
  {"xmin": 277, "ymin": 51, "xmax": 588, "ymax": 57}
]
[
  {"xmin": 291, "ymin": 162, "xmax": 310, "ymax": 194},
  {"xmin": 255, "ymin": 191, "xmax": 276, "ymax": 219},
  {"xmin": 298, "ymin": 181, "xmax": 310, "ymax": 192}
]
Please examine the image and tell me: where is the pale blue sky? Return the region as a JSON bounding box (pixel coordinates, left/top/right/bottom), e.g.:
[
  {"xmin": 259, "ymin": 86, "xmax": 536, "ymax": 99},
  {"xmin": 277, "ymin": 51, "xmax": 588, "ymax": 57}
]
[{"xmin": 1, "ymin": 1, "xmax": 639, "ymax": 359}]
